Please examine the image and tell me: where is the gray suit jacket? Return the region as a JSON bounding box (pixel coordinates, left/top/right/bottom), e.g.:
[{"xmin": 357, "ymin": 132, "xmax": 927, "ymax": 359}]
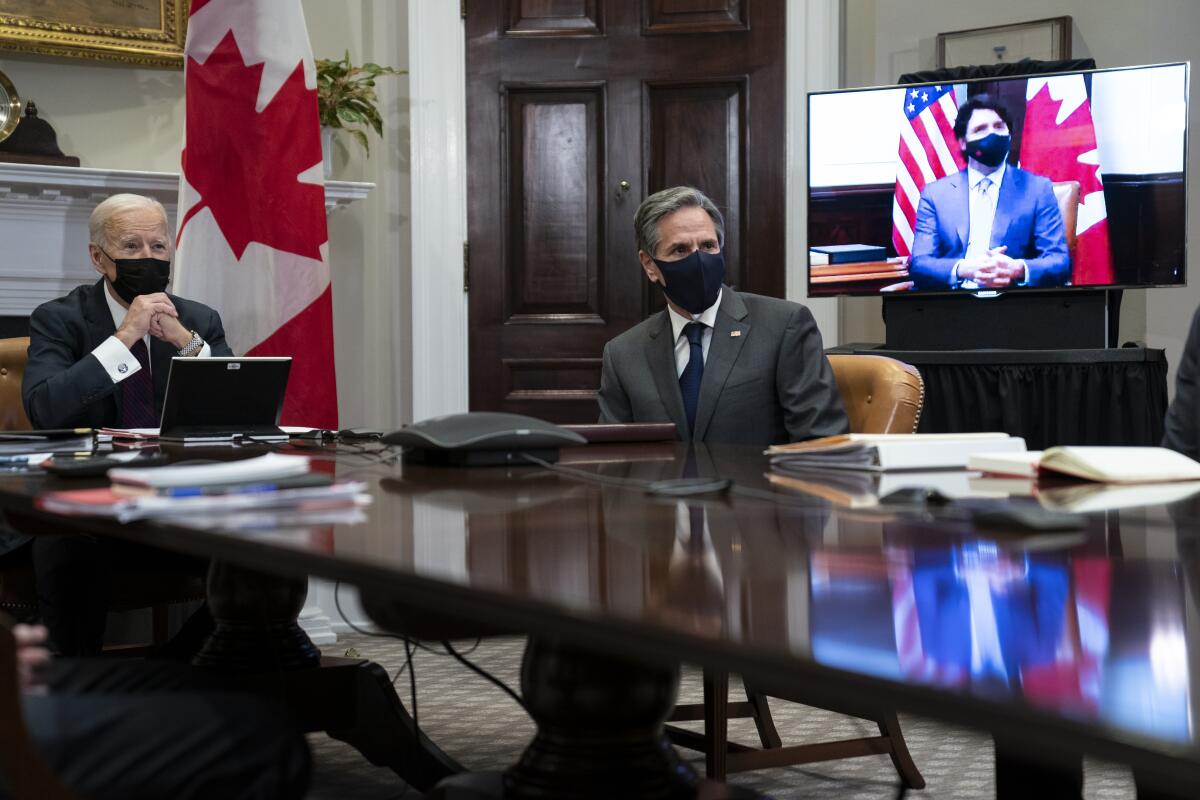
[{"xmin": 597, "ymin": 288, "xmax": 848, "ymax": 446}]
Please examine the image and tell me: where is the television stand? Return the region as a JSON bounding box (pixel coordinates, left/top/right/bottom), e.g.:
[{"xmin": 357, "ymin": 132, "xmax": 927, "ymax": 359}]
[
  {"xmin": 826, "ymin": 344, "xmax": 1167, "ymax": 449},
  {"xmin": 881, "ymin": 290, "xmax": 1115, "ymax": 350}
]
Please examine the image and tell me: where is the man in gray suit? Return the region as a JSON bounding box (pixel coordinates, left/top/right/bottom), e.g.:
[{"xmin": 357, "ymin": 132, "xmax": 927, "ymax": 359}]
[{"xmin": 597, "ymin": 186, "xmax": 848, "ymax": 446}]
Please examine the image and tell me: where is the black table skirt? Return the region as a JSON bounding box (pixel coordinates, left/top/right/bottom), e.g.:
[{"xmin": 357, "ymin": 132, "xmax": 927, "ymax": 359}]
[{"xmin": 833, "ymin": 347, "xmax": 1169, "ymax": 451}]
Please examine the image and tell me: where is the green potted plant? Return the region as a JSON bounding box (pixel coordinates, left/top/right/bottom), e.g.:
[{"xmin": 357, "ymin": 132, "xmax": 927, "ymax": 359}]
[{"xmin": 315, "ymin": 51, "xmax": 405, "ymax": 176}]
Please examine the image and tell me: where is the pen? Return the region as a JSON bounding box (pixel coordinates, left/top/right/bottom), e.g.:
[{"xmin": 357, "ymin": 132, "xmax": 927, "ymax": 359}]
[{"xmin": 160, "ymin": 482, "xmax": 286, "ymax": 498}]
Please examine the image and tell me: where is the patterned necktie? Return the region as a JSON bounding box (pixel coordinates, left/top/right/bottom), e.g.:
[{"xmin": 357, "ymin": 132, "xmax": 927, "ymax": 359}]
[
  {"xmin": 120, "ymin": 339, "xmax": 158, "ymax": 428},
  {"xmin": 678, "ymin": 322, "xmax": 706, "ymax": 437},
  {"xmin": 965, "ymin": 177, "xmax": 995, "ymax": 260}
]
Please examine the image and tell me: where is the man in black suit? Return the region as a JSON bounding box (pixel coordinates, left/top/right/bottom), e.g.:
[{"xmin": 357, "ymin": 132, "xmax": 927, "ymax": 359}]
[
  {"xmin": 4, "ymin": 193, "xmax": 233, "ymax": 654},
  {"xmin": 23, "ymin": 193, "xmax": 233, "ymax": 429},
  {"xmin": 8, "ymin": 620, "xmax": 310, "ymax": 799},
  {"xmin": 1163, "ymin": 307, "xmax": 1200, "ymax": 460}
]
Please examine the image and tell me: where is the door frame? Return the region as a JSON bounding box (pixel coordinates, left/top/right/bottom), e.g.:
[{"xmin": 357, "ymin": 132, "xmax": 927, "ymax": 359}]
[{"xmin": 409, "ymin": 0, "xmax": 842, "ymax": 420}]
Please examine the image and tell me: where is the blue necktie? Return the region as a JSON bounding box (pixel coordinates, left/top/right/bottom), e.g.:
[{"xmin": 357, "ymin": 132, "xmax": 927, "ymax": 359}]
[{"xmin": 679, "ymin": 322, "xmax": 705, "ymax": 437}]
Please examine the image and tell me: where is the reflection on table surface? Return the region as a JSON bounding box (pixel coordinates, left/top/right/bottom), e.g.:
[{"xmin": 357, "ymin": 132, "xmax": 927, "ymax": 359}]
[{"xmin": 5, "ymin": 440, "xmax": 1200, "ymax": 757}]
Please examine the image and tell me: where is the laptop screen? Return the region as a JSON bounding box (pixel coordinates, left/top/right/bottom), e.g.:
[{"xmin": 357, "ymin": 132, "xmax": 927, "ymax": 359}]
[{"xmin": 159, "ymin": 357, "xmax": 292, "ymax": 436}]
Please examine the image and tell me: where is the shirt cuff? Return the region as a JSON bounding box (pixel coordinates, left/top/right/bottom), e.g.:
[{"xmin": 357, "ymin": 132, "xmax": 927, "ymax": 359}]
[
  {"xmin": 93, "ymin": 335, "xmax": 142, "ymax": 384},
  {"xmin": 197, "ymin": 342, "xmax": 212, "ymax": 359},
  {"xmin": 1016, "ymin": 260, "xmax": 1030, "ymax": 285}
]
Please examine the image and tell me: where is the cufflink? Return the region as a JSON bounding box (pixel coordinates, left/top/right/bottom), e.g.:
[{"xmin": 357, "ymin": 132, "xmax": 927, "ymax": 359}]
[{"xmin": 117, "ymin": 363, "xmax": 128, "ymax": 374}]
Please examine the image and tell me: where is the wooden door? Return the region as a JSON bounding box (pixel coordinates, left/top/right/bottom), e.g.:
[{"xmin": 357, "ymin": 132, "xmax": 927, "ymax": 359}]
[{"xmin": 466, "ymin": 0, "xmax": 785, "ymax": 422}]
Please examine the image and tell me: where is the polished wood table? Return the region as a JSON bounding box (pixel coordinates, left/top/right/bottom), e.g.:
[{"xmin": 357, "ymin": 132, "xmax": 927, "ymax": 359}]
[{"xmin": 3, "ymin": 441, "xmax": 1200, "ymax": 799}]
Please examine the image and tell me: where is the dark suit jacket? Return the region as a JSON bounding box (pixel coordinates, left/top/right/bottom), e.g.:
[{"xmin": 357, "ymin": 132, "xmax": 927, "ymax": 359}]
[
  {"xmin": 1163, "ymin": 306, "xmax": 1200, "ymax": 460},
  {"xmin": 1, "ymin": 281, "xmax": 233, "ymax": 557},
  {"xmin": 596, "ymin": 288, "xmax": 848, "ymax": 446},
  {"xmin": 910, "ymin": 165, "xmax": 1070, "ymax": 290},
  {"xmin": 22, "ymin": 279, "xmax": 233, "ymax": 430}
]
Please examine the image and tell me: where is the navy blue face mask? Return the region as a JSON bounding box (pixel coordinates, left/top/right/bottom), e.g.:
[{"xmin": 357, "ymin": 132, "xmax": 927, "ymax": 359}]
[
  {"xmin": 964, "ymin": 133, "xmax": 1010, "ymax": 168},
  {"xmin": 652, "ymin": 249, "xmax": 725, "ymax": 315}
]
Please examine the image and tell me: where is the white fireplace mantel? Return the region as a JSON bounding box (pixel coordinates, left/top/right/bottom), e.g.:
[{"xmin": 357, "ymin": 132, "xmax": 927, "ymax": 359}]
[{"xmin": 0, "ymin": 162, "xmax": 373, "ymax": 317}]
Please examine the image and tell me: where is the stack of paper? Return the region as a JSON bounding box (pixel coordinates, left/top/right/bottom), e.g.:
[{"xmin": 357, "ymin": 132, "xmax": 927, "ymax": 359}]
[
  {"xmin": 108, "ymin": 453, "xmax": 312, "ymax": 488},
  {"xmin": 0, "ymin": 429, "xmax": 94, "ymax": 455},
  {"xmin": 37, "ymin": 453, "xmax": 371, "ymax": 525},
  {"xmin": 768, "ymin": 433, "xmax": 1026, "ymax": 472}
]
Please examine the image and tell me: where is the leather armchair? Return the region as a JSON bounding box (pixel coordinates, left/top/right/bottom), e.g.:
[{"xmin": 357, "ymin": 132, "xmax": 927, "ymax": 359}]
[
  {"xmin": 827, "ymin": 353, "xmax": 924, "ymax": 434},
  {"xmin": 0, "ymin": 337, "xmax": 32, "ymax": 431}
]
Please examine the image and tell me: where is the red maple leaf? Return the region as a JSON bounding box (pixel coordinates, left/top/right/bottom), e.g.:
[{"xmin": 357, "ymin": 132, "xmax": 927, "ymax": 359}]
[
  {"xmin": 1020, "ymin": 83, "xmax": 1104, "ymax": 197},
  {"xmin": 180, "ymin": 31, "xmax": 326, "ymax": 261}
]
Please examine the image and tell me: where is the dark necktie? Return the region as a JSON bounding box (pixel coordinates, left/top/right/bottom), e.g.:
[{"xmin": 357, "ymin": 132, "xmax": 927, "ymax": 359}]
[
  {"xmin": 678, "ymin": 322, "xmax": 706, "ymax": 437},
  {"xmin": 120, "ymin": 339, "xmax": 158, "ymax": 428}
]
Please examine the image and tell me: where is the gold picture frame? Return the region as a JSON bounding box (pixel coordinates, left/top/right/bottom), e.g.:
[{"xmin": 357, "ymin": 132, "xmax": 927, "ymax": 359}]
[
  {"xmin": 937, "ymin": 16, "xmax": 1072, "ymax": 70},
  {"xmin": 0, "ymin": 0, "xmax": 189, "ymax": 68}
]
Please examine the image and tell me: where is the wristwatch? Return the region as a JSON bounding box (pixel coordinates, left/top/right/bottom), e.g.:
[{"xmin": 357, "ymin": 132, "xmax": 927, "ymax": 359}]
[{"xmin": 177, "ymin": 330, "xmax": 204, "ymax": 357}]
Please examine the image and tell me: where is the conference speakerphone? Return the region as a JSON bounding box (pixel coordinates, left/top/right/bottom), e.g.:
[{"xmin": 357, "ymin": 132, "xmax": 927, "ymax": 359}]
[{"xmin": 158, "ymin": 357, "xmax": 292, "ymax": 443}]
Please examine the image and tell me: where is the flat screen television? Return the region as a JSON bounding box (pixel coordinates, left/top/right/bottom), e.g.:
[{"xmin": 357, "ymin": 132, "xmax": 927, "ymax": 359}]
[{"xmin": 806, "ymin": 62, "xmax": 1189, "ymax": 298}]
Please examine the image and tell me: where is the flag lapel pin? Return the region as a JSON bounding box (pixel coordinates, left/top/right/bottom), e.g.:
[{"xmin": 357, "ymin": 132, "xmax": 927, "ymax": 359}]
[{"xmin": 731, "ymin": 331, "xmax": 741, "ymax": 337}]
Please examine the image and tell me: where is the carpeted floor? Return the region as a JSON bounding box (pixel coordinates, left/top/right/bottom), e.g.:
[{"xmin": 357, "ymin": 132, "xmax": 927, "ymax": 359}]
[{"xmin": 307, "ymin": 634, "xmax": 1136, "ymax": 799}]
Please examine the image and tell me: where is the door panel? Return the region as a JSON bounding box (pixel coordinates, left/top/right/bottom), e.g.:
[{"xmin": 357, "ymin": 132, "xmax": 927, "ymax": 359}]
[
  {"xmin": 643, "ymin": 0, "xmax": 746, "ymax": 34},
  {"xmin": 506, "ymin": 0, "xmax": 604, "ymax": 36},
  {"xmin": 467, "ymin": 0, "xmax": 783, "ymax": 422},
  {"xmin": 505, "ymin": 87, "xmax": 604, "ymax": 319},
  {"xmin": 645, "ymin": 80, "xmax": 745, "ymax": 291}
]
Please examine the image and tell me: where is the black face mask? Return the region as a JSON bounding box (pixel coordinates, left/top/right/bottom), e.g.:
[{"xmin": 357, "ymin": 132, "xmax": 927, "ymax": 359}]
[
  {"xmin": 964, "ymin": 133, "xmax": 1010, "ymax": 168},
  {"xmin": 652, "ymin": 249, "xmax": 725, "ymax": 315},
  {"xmin": 101, "ymin": 249, "xmax": 170, "ymax": 304}
]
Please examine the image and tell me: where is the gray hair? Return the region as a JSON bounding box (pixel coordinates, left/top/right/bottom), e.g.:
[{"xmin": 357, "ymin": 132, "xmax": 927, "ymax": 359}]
[
  {"xmin": 634, "ymin": 186, "xmax": 725, "ymax": 257},
  {"xmin": 88, "ymin": 193, "xmax": 170, "ymax": 248}
]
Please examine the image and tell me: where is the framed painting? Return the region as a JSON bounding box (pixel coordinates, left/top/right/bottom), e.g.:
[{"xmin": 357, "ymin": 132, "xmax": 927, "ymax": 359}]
[
  {"xmin": 937, "ymin": 16, "xmax": 1072, "ymax": 70},
  {"xmin": 0, "ymin": 0, "xmax": 189, "ymax": 68}
]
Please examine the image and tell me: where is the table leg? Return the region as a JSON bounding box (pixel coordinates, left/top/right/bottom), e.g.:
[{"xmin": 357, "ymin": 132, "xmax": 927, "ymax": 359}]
[
  {"xmin": 431, "ymin": 635, "xmax": 763, "ymax": 799},
  {"xmin": 193, "ymin": 560, "xmax": 321, "ymax": 670}
]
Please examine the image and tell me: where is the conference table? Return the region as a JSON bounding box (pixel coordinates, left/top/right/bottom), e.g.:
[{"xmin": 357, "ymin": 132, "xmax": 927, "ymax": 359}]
[{"xmin": 3, "ymin": 439, "xmax": 1200, "ymax": 799}]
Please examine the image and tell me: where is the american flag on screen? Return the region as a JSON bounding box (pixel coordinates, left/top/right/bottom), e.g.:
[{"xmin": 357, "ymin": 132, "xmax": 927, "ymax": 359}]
[{"xmin": 891, "ymin": 85, "xmax": 967, "ymax": 257}]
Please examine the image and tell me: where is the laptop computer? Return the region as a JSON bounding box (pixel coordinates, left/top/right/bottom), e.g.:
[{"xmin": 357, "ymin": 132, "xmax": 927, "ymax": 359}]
[{"xmin": 158, "ymin": 357, "xmax": 292, "ymax": 442}]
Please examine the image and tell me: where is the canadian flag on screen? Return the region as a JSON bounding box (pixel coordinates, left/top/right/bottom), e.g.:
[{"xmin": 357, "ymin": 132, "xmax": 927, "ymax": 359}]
[
  {"xmin": 1020, "ymin": 75, "xmax": 1115, "ymax": 286},
  {"xmin": 173, "ymin": 0, "xmax": 337, "ymax": 429}
]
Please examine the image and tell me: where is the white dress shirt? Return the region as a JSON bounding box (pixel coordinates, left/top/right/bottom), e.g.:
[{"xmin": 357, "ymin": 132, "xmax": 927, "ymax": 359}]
[
  {"xmin": 90, "ymin": 282, "xmax": 212, "ymax": 384},
  {"xmin": 666, "ymin": 289, "xmax": 722, "ymax": 378},
  {"xmin": 954, "ymin": 162, "xmax": 1028, "ymax": 288}
]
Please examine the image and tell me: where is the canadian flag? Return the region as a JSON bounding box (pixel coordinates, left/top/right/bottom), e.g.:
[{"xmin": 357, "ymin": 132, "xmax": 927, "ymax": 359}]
[
  {"xmin": 173, "ymin": 0, "xmax": 337, "ymax": 429},
  {"xmin": 1020, "ymin": 75, "xmax": 1115, "ymax": 286}
]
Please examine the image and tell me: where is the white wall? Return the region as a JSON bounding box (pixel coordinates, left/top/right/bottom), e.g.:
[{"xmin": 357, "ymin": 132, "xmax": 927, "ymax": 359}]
[
  {"xmin": 0, "ymin": 0, "xmax": 412, "ymax": 429},
  {"xmin": 841, "ymin": 0, "xmax": 1200, "ymax": 396}
]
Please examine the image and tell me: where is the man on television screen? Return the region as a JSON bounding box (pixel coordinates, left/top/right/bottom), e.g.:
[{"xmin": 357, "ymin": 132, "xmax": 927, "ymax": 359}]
[{"xmin": 909, "ymin": 95, "xmax": 1070, "ymax": 291}]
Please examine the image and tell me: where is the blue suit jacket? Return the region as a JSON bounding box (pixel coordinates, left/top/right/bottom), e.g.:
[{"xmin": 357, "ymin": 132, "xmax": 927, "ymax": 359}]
[
  {"xmin": 911, "ymin": 550, "xmax": 1068, "ymax": 681},
  {"xmin": 909, "ymin": 165, "xmax": 1070, "ymax": 291}
]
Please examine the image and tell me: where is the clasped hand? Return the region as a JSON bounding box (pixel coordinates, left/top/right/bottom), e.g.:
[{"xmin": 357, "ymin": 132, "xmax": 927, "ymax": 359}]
[
  {"xmin": 959, "ymin": 246, "xmax": 1025, "ymax": 289},
  {"xmin": 115, "ymin": 293, "xmax": 190, "ymax": 350}
]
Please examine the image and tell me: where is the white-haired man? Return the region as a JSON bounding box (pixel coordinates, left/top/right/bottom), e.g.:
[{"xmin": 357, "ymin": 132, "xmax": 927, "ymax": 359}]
[
  {"xmin": 23, "ymin": 192, "xmax": 233, "ymax": 428},
  {"xmin": 9, "ymin": 193, "xmax": 232, "ymax": 655}
]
